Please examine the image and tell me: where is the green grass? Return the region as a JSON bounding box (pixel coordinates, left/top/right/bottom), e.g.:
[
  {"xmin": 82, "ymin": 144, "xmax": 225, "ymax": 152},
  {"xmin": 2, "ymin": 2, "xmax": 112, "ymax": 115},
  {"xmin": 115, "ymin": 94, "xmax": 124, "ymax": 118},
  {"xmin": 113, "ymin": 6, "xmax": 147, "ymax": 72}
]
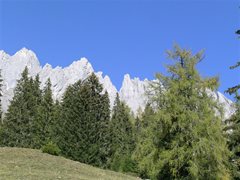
[{"xmin": 0, "ymin": 147, "xmax": 140, "ymax": 180}]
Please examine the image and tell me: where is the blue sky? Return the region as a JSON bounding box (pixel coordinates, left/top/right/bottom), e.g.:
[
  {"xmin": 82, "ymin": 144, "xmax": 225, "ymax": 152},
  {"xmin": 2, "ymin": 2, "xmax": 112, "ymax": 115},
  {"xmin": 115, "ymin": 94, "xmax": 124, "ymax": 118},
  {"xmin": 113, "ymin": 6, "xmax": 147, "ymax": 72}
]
[{"xmin": 0, "ymin": 0, "xmax": 239, "ymax": 99}]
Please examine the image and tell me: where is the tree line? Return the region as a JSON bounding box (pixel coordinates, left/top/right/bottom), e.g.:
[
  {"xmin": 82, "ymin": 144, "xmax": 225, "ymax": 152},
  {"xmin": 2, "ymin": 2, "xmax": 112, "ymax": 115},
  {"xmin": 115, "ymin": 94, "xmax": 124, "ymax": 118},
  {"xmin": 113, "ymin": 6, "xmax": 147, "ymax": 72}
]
[
  {"xmin": 0, "ymin": 35, "xmax": 239, "ymax": 179},
  {"xmin": 0, "ymin": 67, "xmax": 136, "ymax": 172}
]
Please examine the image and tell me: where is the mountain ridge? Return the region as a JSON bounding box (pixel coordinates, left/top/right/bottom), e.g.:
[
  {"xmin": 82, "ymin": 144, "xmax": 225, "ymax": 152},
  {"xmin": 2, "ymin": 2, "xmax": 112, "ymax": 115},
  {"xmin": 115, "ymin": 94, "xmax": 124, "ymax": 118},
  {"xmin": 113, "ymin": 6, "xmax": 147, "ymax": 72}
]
[{"xmin": 0, "ymin": 48, "xmax": 235, "ymax": 119}]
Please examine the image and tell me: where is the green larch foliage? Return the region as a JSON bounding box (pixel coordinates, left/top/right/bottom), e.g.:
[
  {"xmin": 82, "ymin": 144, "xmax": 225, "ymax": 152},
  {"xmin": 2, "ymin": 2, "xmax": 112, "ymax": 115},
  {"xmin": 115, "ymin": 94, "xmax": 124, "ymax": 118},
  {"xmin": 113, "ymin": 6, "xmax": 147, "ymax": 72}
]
[
  {"xmin": 133, "ymin": 104, "xmax": 155, "ymax": 150},
  {"xmin": 134, "ymin": 45, "xmax": 230, "ymax": 180},
  {"xmin": 226, "ymin": 30, "xmax": 240, "ymax": 99},
  {"xmin": 225, "ymin": 29, "xmax": 240, "ymax": 179},
  {"xmin": 225, "ymin": 99, "xmax": 240, "ymax": 179}
]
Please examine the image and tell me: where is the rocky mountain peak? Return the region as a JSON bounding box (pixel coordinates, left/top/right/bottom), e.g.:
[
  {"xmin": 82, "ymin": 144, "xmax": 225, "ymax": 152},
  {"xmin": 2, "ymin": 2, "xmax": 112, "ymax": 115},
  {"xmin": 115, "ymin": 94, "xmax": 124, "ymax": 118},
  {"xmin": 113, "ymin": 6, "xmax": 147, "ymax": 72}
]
[
  {"xmin": 14, "ymin": 48, "xmax": 40, "ymax": 66},
  {"xmin": 120, "ymin": 74, "xmax": 149, "ymax": 113},
  {"xmin": 0, "ymin": 50, "xmax": 10, "ymax": 61},
  {"xmin": 66, "ymin": 58, "xmax": 94, "ymax": 80},
  {"xmin": 0, "ymin": 48, "xmax": 235, "ymax": 119}
]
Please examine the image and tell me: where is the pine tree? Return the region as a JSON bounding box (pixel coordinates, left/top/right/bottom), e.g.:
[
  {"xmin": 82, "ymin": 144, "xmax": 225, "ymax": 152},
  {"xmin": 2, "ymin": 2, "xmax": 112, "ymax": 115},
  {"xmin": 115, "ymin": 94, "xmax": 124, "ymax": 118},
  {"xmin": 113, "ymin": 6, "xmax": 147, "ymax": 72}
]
[
  {"xmin": 134, "ymin": 45, "xmax": 230, "ymax": 179},
  {"xmin": 0, "ymin": 69, "xmax": 3, "ymax": 145},
  {"xmin": 133, "ymin": 103, "xmax": 156, "ymax": 178},
  {"xmin": 141, "ymin": 103, "xmax": 155, "ymax": 130},
  {"xmin": 37, "ymin": 78, "xmax": 54, "ymax": 145},
  {"xmin": 1, "ymin": 67, "xmax": 30, "ymax": 147},
  {"xmin": 30, "ymin": 74, "xmax": 43, "ymax": 147},
  {"xmin": 58, "ymin": 73, "xmax": 111, "ymax": 167},
  {"xmin": 32, "ymin": 74, "xmax": 42, "ymax": 104},
  {"xmin": 58, "ymin": 80, "xmax": 84, "ymax": 160},
  {"xmin": 51, "ymin": 99, "xmax": 61, "ymax": 143},
  {"xmin": 134, "ymin": 103, "xmax": 155, "ymax": 145},
  {"xmin": 1, "ymin": 67, "xmax": 42, "ymax": 148},
  {"xmin": 108, "ymin": 93, "xmax": 135, "ymax": 172},
  {"xmin": 134, "ymin": 116, "xmax": 141, "ymax": 141},
  {"xmin": 0, "ymin": 69, "xmax": 3, "ymax": 124},
  {"xmin": 133, "ymin": 104, "xmax": 155, "ymax": 151},
  {"xmin": 98, "ymin": 91, "xmax": 111, "ymax": 167}
]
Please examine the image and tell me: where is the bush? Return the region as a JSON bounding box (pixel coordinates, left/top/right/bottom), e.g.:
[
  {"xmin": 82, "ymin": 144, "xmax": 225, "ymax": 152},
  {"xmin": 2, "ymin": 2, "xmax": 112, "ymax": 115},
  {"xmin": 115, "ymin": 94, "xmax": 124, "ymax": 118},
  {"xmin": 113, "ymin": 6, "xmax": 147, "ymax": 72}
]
[
  {"xmin": 110, "ymin": 153, "xmax": 137, "ymax": 173},
  {"xmin": 41, "ymin": 141, "xmax": 61, "ymax": 156}
]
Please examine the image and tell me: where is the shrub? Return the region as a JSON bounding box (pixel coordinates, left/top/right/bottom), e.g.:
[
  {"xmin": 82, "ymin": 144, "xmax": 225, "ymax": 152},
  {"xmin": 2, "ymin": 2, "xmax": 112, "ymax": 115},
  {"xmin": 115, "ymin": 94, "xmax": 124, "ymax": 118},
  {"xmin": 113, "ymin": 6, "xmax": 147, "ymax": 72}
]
[
  {"xmin": 110, "ymin": 153, "xmax": 137, "ymax": 173},
  {"xmin": 41, "ymin": 141, "xmax": 61, "ymax": 156}
]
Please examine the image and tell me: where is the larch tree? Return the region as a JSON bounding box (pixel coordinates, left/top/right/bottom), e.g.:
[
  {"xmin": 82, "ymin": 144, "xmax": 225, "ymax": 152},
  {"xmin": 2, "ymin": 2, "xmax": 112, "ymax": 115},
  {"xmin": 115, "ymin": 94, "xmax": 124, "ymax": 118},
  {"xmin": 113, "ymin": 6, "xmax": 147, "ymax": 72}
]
[
  {"xmin": 134, "ymin": 45, "xmax": 230, "ymax": 179},
  {"xmin": 225, "ymin": 29, "xmax": 240, "ymax": 179}
]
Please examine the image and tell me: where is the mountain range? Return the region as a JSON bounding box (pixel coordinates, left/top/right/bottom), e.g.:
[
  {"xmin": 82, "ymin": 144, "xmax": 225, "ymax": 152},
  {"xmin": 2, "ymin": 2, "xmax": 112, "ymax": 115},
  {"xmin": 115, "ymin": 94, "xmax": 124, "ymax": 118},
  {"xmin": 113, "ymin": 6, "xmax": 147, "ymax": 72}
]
[{"xmin": 0, "ymin": 48, "xmax": 235, "ymax": 119}]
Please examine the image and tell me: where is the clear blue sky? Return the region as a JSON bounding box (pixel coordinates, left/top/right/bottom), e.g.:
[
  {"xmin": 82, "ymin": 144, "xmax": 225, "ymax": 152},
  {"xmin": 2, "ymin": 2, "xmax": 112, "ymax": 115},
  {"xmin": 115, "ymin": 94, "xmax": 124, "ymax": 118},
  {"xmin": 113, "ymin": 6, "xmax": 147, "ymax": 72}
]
[{"xmin": 0, "ymin": 0, "xmax": 239, "ymax": 99}]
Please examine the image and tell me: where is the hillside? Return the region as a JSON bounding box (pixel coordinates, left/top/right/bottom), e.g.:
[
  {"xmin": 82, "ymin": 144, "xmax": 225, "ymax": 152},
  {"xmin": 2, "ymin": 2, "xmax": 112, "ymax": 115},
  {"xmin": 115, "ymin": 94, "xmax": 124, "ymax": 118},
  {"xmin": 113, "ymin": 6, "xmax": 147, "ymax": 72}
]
[{"xmin": 0, "ymin": 147, "xmax": 139, "ymax": 180}]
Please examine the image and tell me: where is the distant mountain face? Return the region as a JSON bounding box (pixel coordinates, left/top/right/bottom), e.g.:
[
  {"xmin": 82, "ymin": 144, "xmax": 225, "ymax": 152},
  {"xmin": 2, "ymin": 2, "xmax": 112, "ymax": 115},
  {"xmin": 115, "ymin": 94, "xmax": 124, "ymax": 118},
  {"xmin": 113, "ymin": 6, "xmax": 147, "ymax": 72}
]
[{"xmin": 0, "ymin": 48, "xmax": 235, "ymax": 119}]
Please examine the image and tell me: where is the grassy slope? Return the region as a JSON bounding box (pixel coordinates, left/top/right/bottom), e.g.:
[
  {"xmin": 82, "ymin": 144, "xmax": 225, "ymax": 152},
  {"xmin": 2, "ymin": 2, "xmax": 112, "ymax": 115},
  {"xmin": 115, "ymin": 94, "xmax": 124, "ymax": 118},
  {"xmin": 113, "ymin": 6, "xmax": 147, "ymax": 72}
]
[{"xmin": 0, "ymin": 147, "xmax": 139, "ymax": 180}]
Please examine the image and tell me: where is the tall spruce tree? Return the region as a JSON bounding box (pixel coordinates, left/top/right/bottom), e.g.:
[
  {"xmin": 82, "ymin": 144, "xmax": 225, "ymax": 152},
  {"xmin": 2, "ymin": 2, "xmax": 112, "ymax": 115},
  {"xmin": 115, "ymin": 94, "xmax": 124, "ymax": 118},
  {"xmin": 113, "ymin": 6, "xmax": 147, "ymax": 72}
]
[
  {"xmin": 37, "ymin": 78, "xmax": 54, "ymax": 145},
  {"xmin": 134, "ymin": 103, "xmax": 155, "ymax": 149},
  {"xmin": 225, "ymin": 29, "xmax": 240, "ymax": 179},
  {"xmin": 133, "ymin": 103, "xmax": 156, "ymax": 178},
  {"xmin": 30, "ymin": 74, "xmax": 43, "ymax": 147},
  {"xmin": 1, "ymin": 67, "xmax": 42, "ymax": 148},
  {"xmin": 134, "ymin": 45, "xmax": 230, "ymax": 179},
  {"xmin": 51, "ymin": 99, "xmax": 61, "ymax": 143},
  {"xmin": 141, "ymin": 103, "xmax": 155, "ymax": 130},
  {"xmin": 58, "ymin": 73, "xmax": 111, "ymax": 167},
  {"xmin": 108, "ymin": 93, "xmax": 135, "ymax": 172},
  {"xmin": 0, "ymin": 69, "xmax": 3, "ymax": 144},
  {"xmin": 57, "ymin": 80, "xmax": 82, "ymax": 159},
  {"xmin": 0, "ymin": 69, "xmax": 3, "ymax": 124},
  {"xmin": 98, "ymin": 91, "xmax": 111, "ymax": 167}
]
